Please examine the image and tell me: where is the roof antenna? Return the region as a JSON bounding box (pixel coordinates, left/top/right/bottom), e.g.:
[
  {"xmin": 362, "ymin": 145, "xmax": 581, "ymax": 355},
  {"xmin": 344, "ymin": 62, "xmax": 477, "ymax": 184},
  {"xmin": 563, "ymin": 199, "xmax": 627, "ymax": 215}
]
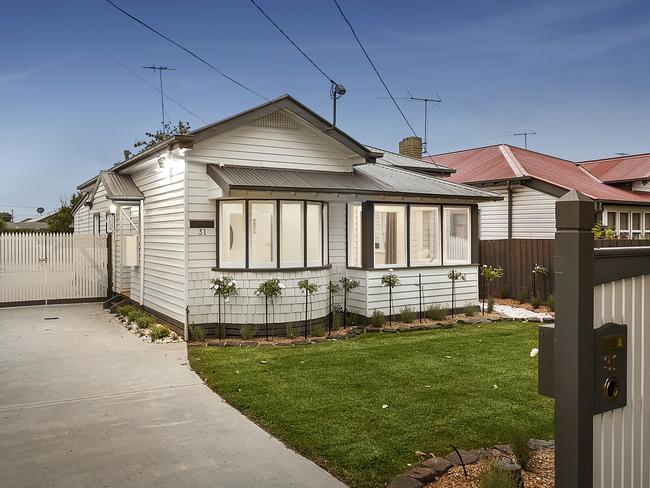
[
  {"xmin": 513, "ymin": 131, "xmax": 536, "ymax": 150},
  {"xmin": 379, "ymin": 91, "xmax": 442, "ymax": 152},
  {"xmin": 614, "ymin": 152, "xmax": 628, "ymax": 157},
  {"xmin": 331, "ymin": 82, "xmax": 346, "ymax": 127},
  {"xmin": 142, "ymin": 65, "xmax": 176, "ymax": 135}
]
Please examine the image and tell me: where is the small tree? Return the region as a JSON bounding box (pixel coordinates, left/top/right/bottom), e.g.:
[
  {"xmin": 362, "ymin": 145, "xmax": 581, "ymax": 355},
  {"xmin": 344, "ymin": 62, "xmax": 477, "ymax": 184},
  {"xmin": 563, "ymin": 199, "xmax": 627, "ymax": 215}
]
[
  {"xmin": 209, "ymin": 275, "xmax": 239, "ymax": 339},
  {"xmin": 254, "ymin": 278, "xmax": 284, "ymax": 340},
  {"xmin": 480, "ymin": 265, "xmax": 504, "ymax": 314},
  {"xmin": 532, "ymin": 264, "xmax": 549, "ymax": 299},
  {"xmin": 123, "ymin": 121, "xmax": 191, "ymax": 159},
  {"xmin": 298, "ymin": 278, "xmax": 319, "ymax": 338},
  {"xmin": 592, "ymin": 222, "xmax": 617, "ymax": 240},
  {"xmin": 381, "ymin": 269, "xmax": 400, "ymax": 326},
  {"xmin": 327, "ymin": 281, "xmax": 341, "ymax": 335},
  {"xmin": 447, "ymin": 269, "xmax": 466, "ymax": 317},
  {"xmin": 47, "ymin": 192, "xmax": 84, "ymax": 233},
  {"xmin": 339, "ymin": 276, "xmax": 360, "ymax": 326},
  {"xmin": 0, "ymin": 217, "xmax": 6, "ymax": 233}
]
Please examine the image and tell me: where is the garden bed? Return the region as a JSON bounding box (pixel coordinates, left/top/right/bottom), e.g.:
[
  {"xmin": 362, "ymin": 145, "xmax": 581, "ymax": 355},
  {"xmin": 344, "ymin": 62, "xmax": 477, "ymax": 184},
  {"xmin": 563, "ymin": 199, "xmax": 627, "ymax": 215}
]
[{"xmin": 495, "ymin": 298, "xmax": 554, "ymax": 316}]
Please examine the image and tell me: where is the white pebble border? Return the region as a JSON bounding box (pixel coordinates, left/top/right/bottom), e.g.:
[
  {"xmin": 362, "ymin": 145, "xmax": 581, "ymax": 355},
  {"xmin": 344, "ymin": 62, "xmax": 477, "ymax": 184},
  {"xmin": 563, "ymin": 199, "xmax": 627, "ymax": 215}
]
[
  {"xmin": 113, "ymin": 314, "xmax": 182, "ymax": 343},
  {"xmin": 493, "ymin": 304, "xmax": 553, "ymax": 321}
]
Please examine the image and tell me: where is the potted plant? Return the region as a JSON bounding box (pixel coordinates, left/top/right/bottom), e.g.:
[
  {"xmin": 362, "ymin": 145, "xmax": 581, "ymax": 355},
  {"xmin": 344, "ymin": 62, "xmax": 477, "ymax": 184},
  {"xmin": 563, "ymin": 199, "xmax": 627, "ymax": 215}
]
[
  {"xmin": 209, "ymin": 275, "xmax": 239, "ymax": 339},
  {"xmin": 381, "ymin": 269, "xmax": 400, "ymax": 326},
  {"xmin": 298, "ymin": 278, "xmax": 319, "ymax": 338},
  {"xmin": 339, "ymin": 276, "xmax": 360, "ymax": 326},
  {"xmin": 254, "ymin": 278, "xmax": 284, "ymax": 341},
  {"xmin": 447, "ymin": 269, "xmax": 466, "ymax": 317},
  {"xmin": 480, "ymin": 265, "xmax": 503, "ymax": 314}
]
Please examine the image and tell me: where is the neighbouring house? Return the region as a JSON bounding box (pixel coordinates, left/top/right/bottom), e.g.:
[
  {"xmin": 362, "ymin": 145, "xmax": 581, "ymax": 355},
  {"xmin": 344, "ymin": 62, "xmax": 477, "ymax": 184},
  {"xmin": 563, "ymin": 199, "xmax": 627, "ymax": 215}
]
[
  {"xmin": 73, "ymin": 95, "xmax": 499, "ymax": 338},
  {"xmin": 424, "ymin": 144, "xmax": 650, "ymax": 240},
  {"xmin": 5, "ymin": 209, "xmax": 56, "ymax": 231}
]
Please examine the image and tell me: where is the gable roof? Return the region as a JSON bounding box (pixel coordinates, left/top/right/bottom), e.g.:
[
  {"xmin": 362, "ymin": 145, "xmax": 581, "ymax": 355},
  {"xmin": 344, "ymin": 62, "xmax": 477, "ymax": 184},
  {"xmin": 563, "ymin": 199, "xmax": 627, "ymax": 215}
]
[
  {"xmin": 207, "ymin": 163, "xmax": 499, "ymax": 201},
  {"xmin": 580, "ymin": 153, "xmax": 650, "ymax": 183},
  {"xmin": 426, "ymin": 144, "xmax": 650, "ymax": 204}
]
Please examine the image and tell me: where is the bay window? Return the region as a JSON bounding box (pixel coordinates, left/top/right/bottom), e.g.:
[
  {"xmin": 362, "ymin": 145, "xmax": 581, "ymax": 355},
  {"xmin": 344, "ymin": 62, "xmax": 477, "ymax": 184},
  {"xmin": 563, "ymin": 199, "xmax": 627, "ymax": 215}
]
[
  {"xmin": 632, "ymin": 212, "xmax": 642, "ymax": 239},
  {"xmin": 217, "ymin": 199, "xmax": 328, "ymax": 269},
  {"xmin": 249, "ymin": 201, "xmax": 276, "ymax": 268},
  {"xmin": 220, "ymin": 201, "xmax": 245, "ymax": 267},
  {"xmin": 444, "ymin": 207, "xmax": 471, "ymax": 264},
  {"xmin": 374, "ymin": 204, "xmax": 407, "ymax": 267},
  {"xmin": 348, "ymin": 203, "xmax": 362, "ymax": 267},
  {"xmin": 410, "ymin": 206, "xmax": 440, "ymax": 266}
]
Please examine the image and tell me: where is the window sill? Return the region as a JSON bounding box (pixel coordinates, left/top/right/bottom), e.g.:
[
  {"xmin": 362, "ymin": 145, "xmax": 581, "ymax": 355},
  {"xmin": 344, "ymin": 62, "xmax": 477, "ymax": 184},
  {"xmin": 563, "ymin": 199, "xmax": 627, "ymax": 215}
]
[{"xmin": 212, "ymin": 264, "xmax": 332, "ymax": 272}]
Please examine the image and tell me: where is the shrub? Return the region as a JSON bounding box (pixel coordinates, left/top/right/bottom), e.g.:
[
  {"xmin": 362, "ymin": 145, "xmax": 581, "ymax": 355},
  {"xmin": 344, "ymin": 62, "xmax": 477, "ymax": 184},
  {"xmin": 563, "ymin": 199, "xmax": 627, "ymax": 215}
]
[
  {"xmin": 311, "ymin": 324, "xmax": 326, "ymax": 337},
  {"xmin": 348, "ymin": 312, "xmax": 360, "ymax": 327},
  {"xmin": 479, "ymin": 461, "xmax": 517, "ymax": 488},
  {"xmin": 239, "ymin": 324, "xmax": 257, "ymax": 340},
  {"xmin": 464, "ymin": 305, "xmax": 476, "ymax": 317},
  {"xmin": 118, "ymin": 304, "xmax": 141, "ymax": 322},
  {"xmin": 189, "ymin": 324, "xmax": 205, "ymax": 341},
  {"xmin": 499, "ymin": 285, "xmax": 510, "ymax": 299},
  {"xmin": 517, "ymin": 289, "xmax": 529, "ymax": 304},
  {"xmin": 400, "ymin": 307, "xmax": 416, "ymax": 324},
  {"xmin": 425, "ymin": 304, "xmax": 446, "ymax": 321},
  {"xmin": 149, "ymin": 323, "xmax": 171, "ymax": 341},
  {"xmin": 285, "ymin": 323, "xmax": 296, "ymax": 339},
  {"xmin": 369, "ymin": 310, "xmax": 385, "ymax": 327},
  {"xmin": 510, "ymin": 430, "xmax": 532, "ymax": 470},
  {"xmin": 135, "ymin": 312, "xmax": 156, "ymax": 329},
  {"xmin": 487, "ymin": 296, "xmax": 495, "ymax": 313},
  {"xmin": 531, "ymin": 294, "xmax": 542, "ymax": 309},
  {"xmin": 546, "ymin": 294, "xmax": 555, "ymax": 312}
]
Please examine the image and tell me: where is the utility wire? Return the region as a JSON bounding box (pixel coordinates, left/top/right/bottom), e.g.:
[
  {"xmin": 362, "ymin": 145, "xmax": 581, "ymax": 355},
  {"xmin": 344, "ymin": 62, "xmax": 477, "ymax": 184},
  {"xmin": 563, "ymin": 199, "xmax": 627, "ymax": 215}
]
[
  {"xmin": 331, "ymin": 0, "xmax": 441, "ymax": 166},
  {"xmin": 104, "ymin": 0, "xmax": 268, "ymax": 101},
  {"xmin": 248, "ymin": 0, "xmax": 336, "ymax": 84},
  {"xmin": 31, "ymin": 0, "xmax": 209, "ymax": 124}
]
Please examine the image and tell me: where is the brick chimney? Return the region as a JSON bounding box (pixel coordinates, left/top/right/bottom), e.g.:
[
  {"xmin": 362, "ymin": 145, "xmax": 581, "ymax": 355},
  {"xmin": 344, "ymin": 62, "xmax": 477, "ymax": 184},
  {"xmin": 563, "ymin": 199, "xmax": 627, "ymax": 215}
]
[{"xmin": 399, "ymin": 136, "xmax": 423, "ymax": 159}]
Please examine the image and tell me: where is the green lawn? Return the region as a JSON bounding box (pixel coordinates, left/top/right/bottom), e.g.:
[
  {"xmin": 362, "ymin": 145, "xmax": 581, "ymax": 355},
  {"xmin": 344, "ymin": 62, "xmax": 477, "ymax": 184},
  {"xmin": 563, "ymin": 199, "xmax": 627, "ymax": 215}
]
[{"xmin": 189, "ymin": 322, "xmax": 553, "ymax": 487}]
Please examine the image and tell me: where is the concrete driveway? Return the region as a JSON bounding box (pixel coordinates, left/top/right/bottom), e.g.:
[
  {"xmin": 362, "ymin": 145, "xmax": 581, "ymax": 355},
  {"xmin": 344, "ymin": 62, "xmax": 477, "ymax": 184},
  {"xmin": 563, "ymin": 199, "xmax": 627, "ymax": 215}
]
[{"xmin": 0, "ymin": 304, "xmax": 345, "ymax": 488}]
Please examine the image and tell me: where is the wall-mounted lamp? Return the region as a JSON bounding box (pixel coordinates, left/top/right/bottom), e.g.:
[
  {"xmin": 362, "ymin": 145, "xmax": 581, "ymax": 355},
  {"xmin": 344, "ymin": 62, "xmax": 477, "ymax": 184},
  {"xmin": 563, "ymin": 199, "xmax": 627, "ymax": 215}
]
[{"xmin": 109, "ymin": 203, "xmax": 117, "ymax": 214}]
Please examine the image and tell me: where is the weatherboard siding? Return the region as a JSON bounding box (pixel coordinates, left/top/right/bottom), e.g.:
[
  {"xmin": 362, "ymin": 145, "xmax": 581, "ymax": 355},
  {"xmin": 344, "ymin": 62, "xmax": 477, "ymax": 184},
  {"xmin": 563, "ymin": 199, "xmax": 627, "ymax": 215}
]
[
  {"xmin": 190, "ymin": 114, "xmax": 362, "ymax": 173},
  {"xmin": 478, "ymin": 185, "xmax": 508, "ymax": 240},
  {"xmin": 73, "ymin": 204, "xmax": 92, "ymax": 234},
  {"xmin": 511, "ymin": 185, "xmax": 556, "ymax": 239}
]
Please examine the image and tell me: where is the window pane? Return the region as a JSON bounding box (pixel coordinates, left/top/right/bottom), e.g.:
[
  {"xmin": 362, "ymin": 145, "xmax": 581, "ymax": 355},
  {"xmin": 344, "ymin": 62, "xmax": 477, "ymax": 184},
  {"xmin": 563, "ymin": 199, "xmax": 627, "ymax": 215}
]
[
  {"xmin": 632, "ymin": 212, "xmax": 641, "ymax": 231},
  {"xmin": 280, "ymin": 202, "xmax": 303, "ymax": 267},
  {"xmin": 374, "ymin": 204, "xmax": 406, "ymax": 266},
  {"xmin": 619, "ymin": 212, "xmax": 629, "ymax": 231},
  {"xmin": 348, "ymin": 203, "xmax": 362, "ymax": 267},
  {"xmin": 307, "ymin": 203, "xmax": 322, "ymax": 266},
  {"xmin": 249, "ymin": 202, "xmax": 276, "ymax": 267},
  {"xmin": 220, "ymin": 201, "xmax": 245, "ymax": 267},
  {"xmin": 410, "ymin": 206, "xmax": 440, "ymax": 266},
  {"xmin": 322, "ymin": 204, "xmax": 329, "ymax": 265},
  {"xmin": 444, "ymin": 207, "xmax": 470, "ymax": 264},
  {"xmin": 645, "ymin": 213, "xmax": 650, "ymax": 231},
  {"xmin": 607, "ymin": 212, "xmax": 617, "ymax": 230}
]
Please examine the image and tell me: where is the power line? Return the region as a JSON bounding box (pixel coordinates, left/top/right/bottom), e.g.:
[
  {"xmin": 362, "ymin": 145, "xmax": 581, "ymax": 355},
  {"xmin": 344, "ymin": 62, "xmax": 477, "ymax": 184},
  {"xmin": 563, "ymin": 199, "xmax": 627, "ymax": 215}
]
[
  {"xmin": 103, "ymin": 0, "xmax": 268, "ymax": 101},
  {"xmin": 30, "ymin": 0, "xmax": 209, "ymax": 124},
  {"xmin": 331, "ymin": 0, "xmax": 440, "ymax": 165}
]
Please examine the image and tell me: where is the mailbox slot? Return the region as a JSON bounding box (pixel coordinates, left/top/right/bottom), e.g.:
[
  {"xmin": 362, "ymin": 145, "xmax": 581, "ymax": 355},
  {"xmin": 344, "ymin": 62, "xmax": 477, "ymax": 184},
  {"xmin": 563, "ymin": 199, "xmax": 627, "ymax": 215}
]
[{"xmin": 593, "ymin": 322, "xmax": 627, "ymax": 414}]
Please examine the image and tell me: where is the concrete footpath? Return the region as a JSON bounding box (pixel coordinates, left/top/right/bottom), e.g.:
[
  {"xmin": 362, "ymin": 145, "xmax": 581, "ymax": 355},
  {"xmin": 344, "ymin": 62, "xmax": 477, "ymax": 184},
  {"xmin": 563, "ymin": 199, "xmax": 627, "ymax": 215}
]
[{"xmin": 0, "ymin": 303, "xmax": 346, "ymax": 488}]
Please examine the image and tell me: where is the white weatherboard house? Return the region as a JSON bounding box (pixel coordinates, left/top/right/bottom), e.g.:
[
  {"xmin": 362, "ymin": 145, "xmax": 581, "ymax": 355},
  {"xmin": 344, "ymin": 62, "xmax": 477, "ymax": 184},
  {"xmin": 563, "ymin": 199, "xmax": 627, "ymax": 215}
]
[{"xmin": 73, "ymin": 96, "xmax": 498, "ymax": 338}]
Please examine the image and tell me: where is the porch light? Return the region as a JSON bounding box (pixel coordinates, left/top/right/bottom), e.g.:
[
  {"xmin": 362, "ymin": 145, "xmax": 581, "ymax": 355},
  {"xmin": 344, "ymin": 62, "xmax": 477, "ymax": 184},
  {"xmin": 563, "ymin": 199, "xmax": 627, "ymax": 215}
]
[{"xmin": 109, "ymin": 203, "xmax": 117, "ymax": 214}]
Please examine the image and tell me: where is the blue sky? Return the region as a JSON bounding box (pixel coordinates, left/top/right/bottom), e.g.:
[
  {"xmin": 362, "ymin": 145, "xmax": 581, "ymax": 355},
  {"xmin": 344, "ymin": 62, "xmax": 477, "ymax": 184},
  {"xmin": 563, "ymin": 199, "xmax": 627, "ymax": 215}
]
[{"xmin": 1, "ymin": 0, "xmax": 649, "ymax": 220}]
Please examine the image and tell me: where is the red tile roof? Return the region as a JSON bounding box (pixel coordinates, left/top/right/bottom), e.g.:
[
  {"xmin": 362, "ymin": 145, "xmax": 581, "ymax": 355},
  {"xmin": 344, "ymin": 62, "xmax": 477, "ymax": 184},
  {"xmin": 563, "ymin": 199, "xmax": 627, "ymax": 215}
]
[
  {"xmin": 580, "ymin": 153, "xmax": 650, "ymax": 183},
  {"xmin": 424, "ymin": 144, "xmax": 650, "ymax": 204}
]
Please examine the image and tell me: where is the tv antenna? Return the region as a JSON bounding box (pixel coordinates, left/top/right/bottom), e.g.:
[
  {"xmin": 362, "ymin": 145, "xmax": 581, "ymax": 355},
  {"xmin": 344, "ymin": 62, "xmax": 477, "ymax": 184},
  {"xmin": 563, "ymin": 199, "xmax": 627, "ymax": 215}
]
[
  {"xmin": 513, "ymin": 131, "xmax": 536, "ymax": 149},
  {"xmin": 614, "ymin": 152, "xmax": 629, "ymax": 157},
  {"xmin": 141, "ymin": 65, "xmax": 175, "ymax": 134},
  {"xmin": 380, "ymin": 91, "xmax": 441, "ymax": 152}
]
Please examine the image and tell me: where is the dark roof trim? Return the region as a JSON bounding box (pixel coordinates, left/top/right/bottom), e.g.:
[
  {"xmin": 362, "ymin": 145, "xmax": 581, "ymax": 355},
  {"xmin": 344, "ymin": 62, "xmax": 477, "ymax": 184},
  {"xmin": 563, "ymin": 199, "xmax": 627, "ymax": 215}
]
[
  {"xmin": 71, "ymin": 192, "xmax": 89, "ymax": 215},
  {"xmin": 521, "ymin": 179, "xmax": 568, "ymax": 198}
]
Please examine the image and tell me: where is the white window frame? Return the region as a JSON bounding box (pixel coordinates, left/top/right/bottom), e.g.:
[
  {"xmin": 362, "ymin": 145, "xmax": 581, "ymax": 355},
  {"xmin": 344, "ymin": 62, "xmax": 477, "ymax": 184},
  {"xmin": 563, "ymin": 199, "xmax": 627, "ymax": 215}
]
[
  {"xmin": 306, "ymin": 202, "xmax": 323, "ymax": 267},
  {"xmin": 373, "ymin": 204, "xmax": 407, "ymax": 268},
  {"xmin": 248, "ymin": 200, "xmax": 277, "ymax": 269},
  {"xmin": 219, "ymin": 200, "xmax": 246, "ymax": 268},
  {"xmin": 409, "ymin": 205, "xmax": 441, "ymax": 267},
  {"xmin": 631, "ymin": 211, "xmax": 642, "ymax": 239},
  {"xmin": 443, "ymin": 207, "xmax": 471, "ymax": 265},
  {"xmin": 347, "ymin": 203, "xmax": 362, "ymax": 268},
  {"xmin": 280, "ymin": 201, "xmax": 304, "ymax": 268},
  {"xmin": 644, "ymin": 212, "xmax": 650, "ymax": 239},
  {"xmin": 618, "ymin": 211, "xmax": 630, "ymax": 238},
  {"xmin": 322, "ymin": 203, "xmax": 329, "ymax": 265}
]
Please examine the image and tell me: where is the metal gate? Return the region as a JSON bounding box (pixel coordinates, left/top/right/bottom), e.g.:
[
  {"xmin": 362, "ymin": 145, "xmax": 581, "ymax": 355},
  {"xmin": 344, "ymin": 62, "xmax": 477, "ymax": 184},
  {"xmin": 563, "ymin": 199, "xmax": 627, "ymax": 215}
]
[
  {"xmin": 0, "ymin": 233, "xmax": 110, "ymax": 306},
  {"xmin": 539, "ymin": 191, "xmax": 650, "ymax": 488}
]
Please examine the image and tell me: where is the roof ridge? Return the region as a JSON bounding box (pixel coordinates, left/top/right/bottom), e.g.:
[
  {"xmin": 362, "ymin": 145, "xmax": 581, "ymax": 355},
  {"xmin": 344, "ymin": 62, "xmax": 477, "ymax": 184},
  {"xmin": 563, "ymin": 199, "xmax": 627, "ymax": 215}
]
[
  {"xmin": 581, "ymin": 152, "xmax": 650, "ymax": 163},
  {"xmin": 428, "ymin": 143, "xmax": 503, "ymax": 158},
  {"xmin": 499, "ymin": 145, "xmax": 527, "ymax": 178},
  {"xmin": 576, "ymin": 164, "xmax": 606, "ymax": 184}
]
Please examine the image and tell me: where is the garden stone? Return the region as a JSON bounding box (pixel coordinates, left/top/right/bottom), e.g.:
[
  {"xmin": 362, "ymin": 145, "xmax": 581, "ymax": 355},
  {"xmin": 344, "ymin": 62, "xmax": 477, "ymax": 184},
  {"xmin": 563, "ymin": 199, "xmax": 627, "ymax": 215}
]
[
  {"xmin": 498, "ymin": 459, "xmax": 524, "ymax": 488},
  {"xmin": 494, "ymin": 444, "xmax": 513, "ymax": 455},
  {"xmin": 529, "ymin": 438, "xmax": 554, "ymax": 449},
  {"xmin": 421, "ymin": 456, "xmax": 452, "ymax": 475},
  {"xmin": 291, "ymin": 339, "xmax": 311, "ymax": 345},
  {"xmin": 258, "ymin": 342, "xmax": 274, "ymax": 347},
  {"xmin": 405, "ymin": 467, "xmax": 437, "ymax": 484},
  {"xmin": 383, "ymin": 328, "xmax": 398, "ymax": 333},
  {"xmin": 445, "ymin": 448, "xmax": 480, "ymax": 465},
  {"xmin": 225, "ymin": 341, "xmax": 241, "ymax": 347},
  {"xmin": 542, "ymin": 317, "xmax": 555, "ymax": 323},
  {"xmin": 311, "ymin": 337, "xmax": 326, "ymax": 343},
  {"xmin": 240, "ymin": 341, "xmax": 258, "ymax": 347},
  {"xmin": 207, "ymin": 340, "xmax": 226, "ymax": 347},
  {"xmin": 365, "ymin": 327, "xmax": 381, "ymax": 333},
  {"xmin": 387, "ymin": 474, "xmax": 423, "ymax": 488},
  {"xmin": 476, "ymin": 447, "xmax": 493, "ymax": 459},
  {"xmin": 397, "ymin": 327, "xmax": 411, "ymax": 333}
]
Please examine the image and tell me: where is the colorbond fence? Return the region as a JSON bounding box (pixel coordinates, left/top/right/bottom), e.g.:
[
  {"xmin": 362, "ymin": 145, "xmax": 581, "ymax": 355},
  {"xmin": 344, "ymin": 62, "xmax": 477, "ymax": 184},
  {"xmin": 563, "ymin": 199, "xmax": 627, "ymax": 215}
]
[{"xmin": 0, "ymin": 233, "xmax": 109, "ymax": 306}]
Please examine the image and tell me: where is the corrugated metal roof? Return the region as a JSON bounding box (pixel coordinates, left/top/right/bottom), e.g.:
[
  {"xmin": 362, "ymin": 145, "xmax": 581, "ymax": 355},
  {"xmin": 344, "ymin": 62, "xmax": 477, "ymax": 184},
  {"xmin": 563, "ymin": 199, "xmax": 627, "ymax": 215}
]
[
  {"xmin": 580, "ymin": 153, "xmax": 650, "ymax": 183},
  {"xmin": 100, "ymin": 171, "xmax": 143, "ymax": 201},
  {"xmin": 207, "ymin": 164, "xmax": 499, "ymax": 201},
  {"xmin": 365, "ymin": 146, "xmax": 454, "ymax": 174},
  {"xmin": 426, "ymin": 144, "xmax": 650, "ymax": 204}
]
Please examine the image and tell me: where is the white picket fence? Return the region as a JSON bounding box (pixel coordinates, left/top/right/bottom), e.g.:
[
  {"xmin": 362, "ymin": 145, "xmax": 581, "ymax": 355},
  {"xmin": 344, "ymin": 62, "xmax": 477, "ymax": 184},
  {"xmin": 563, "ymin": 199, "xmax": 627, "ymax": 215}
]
[{"xmin": 0, "ymin": 233, "xmax": 108, "ymax": 305}]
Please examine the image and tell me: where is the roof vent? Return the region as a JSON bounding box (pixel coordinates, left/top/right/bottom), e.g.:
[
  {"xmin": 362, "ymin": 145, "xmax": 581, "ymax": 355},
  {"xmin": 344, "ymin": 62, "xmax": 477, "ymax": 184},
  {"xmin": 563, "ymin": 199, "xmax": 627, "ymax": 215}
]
[{"xmin": 399, "ymin": 136, "xmax": 423, "ymax": 159}]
